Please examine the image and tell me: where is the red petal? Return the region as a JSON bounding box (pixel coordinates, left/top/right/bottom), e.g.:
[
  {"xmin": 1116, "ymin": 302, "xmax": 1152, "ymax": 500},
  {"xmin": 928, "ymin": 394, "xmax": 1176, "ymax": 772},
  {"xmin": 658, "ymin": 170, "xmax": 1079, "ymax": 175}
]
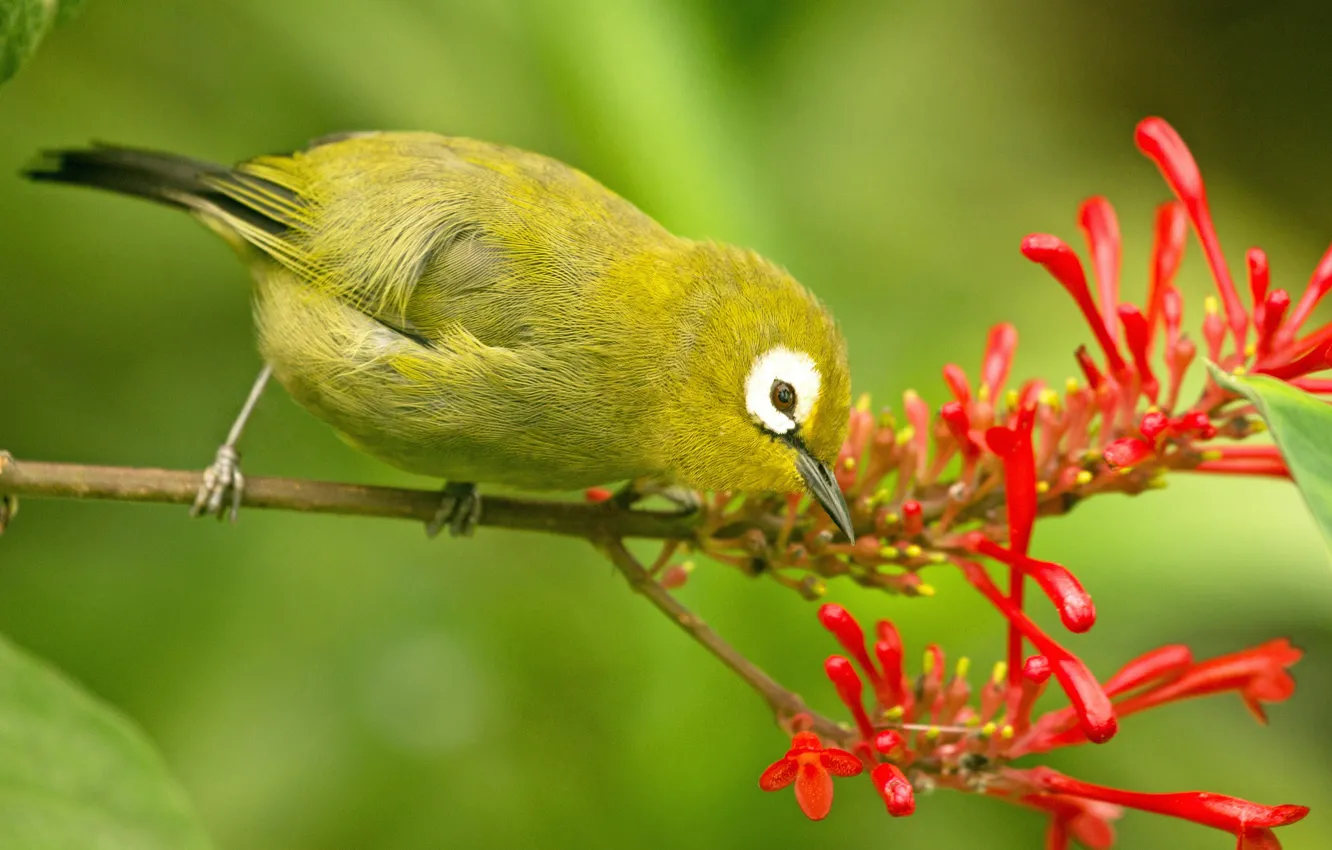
[
  {"xmin": 758, "ymin": 757, "xmax": 797, "ymax": 791},
  {"xmin": 1238, "ymin": 828, "xmax": 1284, "ymax": 850},
  {"xmin": 1045, "ymin": 817, "xmax": 1070, "ymax": 850},
  {"xmin": 819, "ymin": 748, "xmax": 864, "ymax": 777},
  {"xmin": 794, "ymin": 761, "xmax": 834, "ymax": 820}
]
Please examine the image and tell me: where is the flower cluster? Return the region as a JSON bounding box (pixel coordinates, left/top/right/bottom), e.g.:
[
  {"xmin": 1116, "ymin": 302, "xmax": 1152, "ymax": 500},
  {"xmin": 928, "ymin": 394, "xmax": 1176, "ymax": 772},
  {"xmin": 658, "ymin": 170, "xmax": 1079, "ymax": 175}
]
[
  {"xmin": 762, "ymin": 601, "xmax": 1306, "ymax": 847},
  {"xmin": 743, "ymin": 116, "xmax": 1323, "ymax": 846}
]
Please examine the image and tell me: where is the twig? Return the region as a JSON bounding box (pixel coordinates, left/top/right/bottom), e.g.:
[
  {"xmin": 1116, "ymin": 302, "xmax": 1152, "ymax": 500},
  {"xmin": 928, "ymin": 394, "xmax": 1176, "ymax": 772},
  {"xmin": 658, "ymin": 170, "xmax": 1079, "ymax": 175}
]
[
  {"xmin": 0, "ymin": 451, "xmax": 851, "ymax": 745},
  {"xmin": 0, "ymin": 454, "xmax": 694, "ymax": 540},
  {"xmin": 596, "ymin": 536, "xmax": 850, "ymax": 744}
]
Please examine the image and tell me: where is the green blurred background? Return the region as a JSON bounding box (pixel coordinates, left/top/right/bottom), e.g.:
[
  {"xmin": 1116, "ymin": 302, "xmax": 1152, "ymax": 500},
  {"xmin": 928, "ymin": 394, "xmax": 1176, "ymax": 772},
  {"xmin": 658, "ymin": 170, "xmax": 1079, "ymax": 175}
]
[{"xmin": 2, "ymin": 1, "xmax": 1330, "ymax": 847}]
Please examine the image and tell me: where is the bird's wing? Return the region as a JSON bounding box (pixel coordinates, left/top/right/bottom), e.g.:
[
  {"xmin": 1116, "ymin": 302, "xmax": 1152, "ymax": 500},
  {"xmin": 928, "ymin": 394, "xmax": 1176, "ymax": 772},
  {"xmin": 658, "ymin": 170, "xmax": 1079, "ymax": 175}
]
[{"xmin": 209, "ymin": 133, "xmax": 667, "ymax": 349}]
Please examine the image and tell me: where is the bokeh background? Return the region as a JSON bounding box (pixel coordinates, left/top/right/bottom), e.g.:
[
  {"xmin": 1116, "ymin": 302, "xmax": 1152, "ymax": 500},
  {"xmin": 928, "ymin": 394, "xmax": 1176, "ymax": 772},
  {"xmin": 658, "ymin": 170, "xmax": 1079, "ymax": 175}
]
[{"xmin": 2, "ymin": 1, "xmax": 1330, "ymax": 847}]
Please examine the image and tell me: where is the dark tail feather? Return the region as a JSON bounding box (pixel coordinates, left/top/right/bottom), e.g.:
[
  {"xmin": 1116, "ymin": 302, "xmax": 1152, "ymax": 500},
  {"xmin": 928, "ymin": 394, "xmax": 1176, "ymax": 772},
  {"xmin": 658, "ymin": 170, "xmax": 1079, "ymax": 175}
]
[
  {"xmin": 23, "ymin": 144, "xmax": 292, "ymax": 236},
  {"xmin": 23, "ymin": 144, "xmax": 233, "ymax": 211}
]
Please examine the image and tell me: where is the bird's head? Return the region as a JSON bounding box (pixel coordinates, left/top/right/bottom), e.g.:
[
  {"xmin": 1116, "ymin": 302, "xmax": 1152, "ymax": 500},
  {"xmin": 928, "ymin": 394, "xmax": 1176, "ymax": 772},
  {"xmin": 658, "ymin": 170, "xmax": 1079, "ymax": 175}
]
[{"xmin": 662, "ymin": 244, "xmax": 853, "ymax": 539}]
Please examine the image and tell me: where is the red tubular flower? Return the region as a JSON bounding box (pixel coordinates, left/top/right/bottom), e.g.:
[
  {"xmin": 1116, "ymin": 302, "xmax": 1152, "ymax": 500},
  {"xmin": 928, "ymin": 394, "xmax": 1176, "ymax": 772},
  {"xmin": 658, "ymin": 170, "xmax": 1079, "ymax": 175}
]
[
  {"xmin": 1146, "ymin": 200, "xmax": 1188, "ymax": 349},
  {"xmin": 940, "ymin": 402, "xmax": 982, "ymax": 459},
  {"xmin": 874, "ymin": 619, "xmax": 910, "ymax": 710},
  {"xmin": 1074, "ymin": 345, "xmax": 1105, "ymax": 390},
  {"xmin": 1101, "ymin": 644, "xmax": 1192, "ymax": 696},
  {"xmin": 871, "ymin": 763, "xmax": 915, "ymax": 816},
  {"xmin": 759, "ymin": 731, "xmax": 864, "ymax": 820},
  {"xmin": 1110, "ymin": 638, "xmax": 1301, "ymax": 724},
  {"xmin": 1135, "ymin": 117, "xmax": 1249, "ymax": 348},
  {"xmin": 942, "ymin": 363, "xmax": 972, "ymax": 407},
  {"xmin": 985, "ymin": 405, "xmax": 1039, "ymax": 685},
  {"xmin": 818, "ymin": 604, "xmax": 880, "ymax": 683},
  {"xmin": 1022, "ymin": 234, "xmax": 1128, "ymax": 375},
  {"xmin": 1079, "ymin": 197, "xmax": 1123, "ymax": 344},
  {"xmin": 963, "ymin": 534, "xmax": 1096, "ymax": 633},
  {"xmin": 956, "ymin": 558, "xmax": 1116, "ymax": 743},
  {"xmin": 872, "ymin": 729, "xmax": 906, "ymax": 757},
  {"xmin": 1103, "ymin": 437, "xmax": 1153, "ymax": 469},
  {"xmin": 903, "ymin": 390, "xmax": 931, "ymax": 480},
  {"xmin": 982, "ymin": 322, "xmax": 1020, "ymax": 401},
  {"xmin": 1023, "ymin": 793, "xmax": 1119, "ymax": 850},
  {"xmin": 902, "ymin": 499, "xmax": 923, "ymax": 537},
  {"xmin": 1117, "ymin": 304, "xmax": 1159, "ymax": 401},
  {"xmin": 825, "ymin": 655, "xmax": 876, "ymax": 741},
  {"xmin": 1248, "ymin": 248, "xmax": 1271, "ymax": 316},
  {"xmin": 1256, "ymin": 289, "xmax": 1291, "ymax": 360},
  {"xmin": 1255, "ymin": 338, "xmax": 1332, "ymax": 381},
  {"xmin": 1024, "ymin": 640, "xmax": 1300, "ymax": 754},
  {"xmin": 1026, "ymin": 767, "xmax": 1308, "ymax": 843},
  {"xmin": 1279, "ymin": 241, "xmax": 1332, "ymax": 346}
]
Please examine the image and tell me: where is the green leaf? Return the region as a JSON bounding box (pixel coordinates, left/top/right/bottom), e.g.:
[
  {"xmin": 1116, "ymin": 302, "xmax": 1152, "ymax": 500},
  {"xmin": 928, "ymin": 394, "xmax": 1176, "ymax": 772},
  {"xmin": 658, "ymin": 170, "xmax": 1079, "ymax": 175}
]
[
  {"xmin": 0, "ymin": 0, "xmax": 84, "ymax": 85},
  {"xmin": 1207, "ymin": 361, "xmax": 1332, "ymax": 554},
  {"xmin": 0, "ymin": 634, "xmax": 212, "ymax": 849}
]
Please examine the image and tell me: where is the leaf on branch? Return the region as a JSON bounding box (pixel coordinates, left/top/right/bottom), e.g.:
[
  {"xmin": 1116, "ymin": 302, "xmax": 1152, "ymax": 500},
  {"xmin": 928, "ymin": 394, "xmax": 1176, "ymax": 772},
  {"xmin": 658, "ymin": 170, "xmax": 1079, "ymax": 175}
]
[
  {"xmin": 0, "ymin": 632, "xmax": 212, "ymax": 849},
  {"xmin": 1207, "ymin": 360, "xmax": 1332, "ymax": 556},
  {"xmin": 0, "ymin": 0, "xmax": 85, "ymax": 84}
]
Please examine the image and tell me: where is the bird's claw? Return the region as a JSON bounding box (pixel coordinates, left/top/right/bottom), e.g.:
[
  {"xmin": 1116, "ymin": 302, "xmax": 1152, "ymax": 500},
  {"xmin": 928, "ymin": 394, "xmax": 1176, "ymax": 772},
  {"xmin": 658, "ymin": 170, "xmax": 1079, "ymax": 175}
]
[
  {"xmin": 426, "ymin": 481, "xmax": 481, "ymax": 538},
  {"xmin": 191, "ymin": 444, "xmax": 244, "ymax": 523}
]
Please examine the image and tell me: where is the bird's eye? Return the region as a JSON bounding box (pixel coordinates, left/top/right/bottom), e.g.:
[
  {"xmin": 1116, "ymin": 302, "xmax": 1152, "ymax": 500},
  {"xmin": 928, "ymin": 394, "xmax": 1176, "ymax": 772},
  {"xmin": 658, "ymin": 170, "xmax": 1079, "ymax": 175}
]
[{"xmin": 770, "ymin": 379, "xmax": 797, "ymax": 416}]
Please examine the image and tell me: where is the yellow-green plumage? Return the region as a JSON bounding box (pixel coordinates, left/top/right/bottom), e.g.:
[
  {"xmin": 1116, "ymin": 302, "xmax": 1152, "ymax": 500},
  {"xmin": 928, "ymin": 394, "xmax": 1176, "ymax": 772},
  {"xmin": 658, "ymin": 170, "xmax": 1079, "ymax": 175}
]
[{"xmin": 26, "ymin": 133, "xmax": 851, "ymax": 512}]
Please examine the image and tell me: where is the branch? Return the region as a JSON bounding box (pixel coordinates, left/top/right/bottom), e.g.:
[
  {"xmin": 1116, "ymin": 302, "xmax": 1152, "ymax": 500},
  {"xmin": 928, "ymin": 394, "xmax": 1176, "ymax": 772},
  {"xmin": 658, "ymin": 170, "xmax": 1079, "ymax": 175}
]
[
  {"xmin": 0, "ymin": 453, "xmax": 695, "ymax": 540},
  {"xmin": 595, "ymin": 536, "xmax": 850, "ymax": 744},
  {"xmin": 0, "ymin": 451, "xmax": 850, "ymax": 744}
]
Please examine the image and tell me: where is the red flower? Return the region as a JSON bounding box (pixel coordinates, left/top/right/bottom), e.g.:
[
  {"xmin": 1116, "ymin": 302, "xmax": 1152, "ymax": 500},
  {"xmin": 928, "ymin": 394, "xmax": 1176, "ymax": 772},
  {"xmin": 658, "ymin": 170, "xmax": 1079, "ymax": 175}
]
[
  {"xmin": 742, "ymin": 115, "xmax": 1320, "ymax": 849},
  {"xmin": 1023, "ymin": 767, "xmax": 1308, "ymax": 848},
  {"xmin": 1021, "ymin": 639, "xmax": 1303, "ymax": 752},
  {"xmin": 757, "ymin": 731, "xmax": 864, "ymax": 820}
]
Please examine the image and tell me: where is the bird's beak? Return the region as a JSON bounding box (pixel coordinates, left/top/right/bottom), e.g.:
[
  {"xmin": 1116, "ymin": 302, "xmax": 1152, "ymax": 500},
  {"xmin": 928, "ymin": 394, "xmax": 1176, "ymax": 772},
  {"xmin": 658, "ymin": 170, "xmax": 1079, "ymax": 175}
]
[{"xmin": 794, "ymin": 448, "xmax": 856, "ymax": 541}]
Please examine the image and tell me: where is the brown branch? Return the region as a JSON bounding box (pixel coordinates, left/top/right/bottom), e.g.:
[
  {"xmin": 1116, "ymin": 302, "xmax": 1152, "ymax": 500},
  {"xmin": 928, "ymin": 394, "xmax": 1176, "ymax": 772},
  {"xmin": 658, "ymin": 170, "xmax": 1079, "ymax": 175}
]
[
  {"xmin": 595, "ymin": 536, "xmax": 850, "ymax": 744},
  {"xmin": 0, "ymin": 451, "xmax": 849, "ymax": 743},
  {"xmin": 0, "ymin": 453, "xmax": 695, "ymax": 540}
]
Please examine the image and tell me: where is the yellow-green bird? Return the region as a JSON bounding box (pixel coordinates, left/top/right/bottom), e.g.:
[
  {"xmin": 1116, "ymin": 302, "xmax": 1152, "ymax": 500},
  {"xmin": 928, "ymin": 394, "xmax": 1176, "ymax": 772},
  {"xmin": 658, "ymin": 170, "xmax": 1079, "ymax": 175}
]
[{"xmin": 25, "ymin": 133, "xmax": 854, "ymax": 538}]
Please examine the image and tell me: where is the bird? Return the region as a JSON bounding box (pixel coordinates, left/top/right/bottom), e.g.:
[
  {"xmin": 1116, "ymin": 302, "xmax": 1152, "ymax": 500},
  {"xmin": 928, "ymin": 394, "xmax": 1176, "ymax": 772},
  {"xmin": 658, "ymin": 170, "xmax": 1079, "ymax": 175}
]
[{"xmin": 24, "ymin": 132, "xmax": 854, "ymax": 539}]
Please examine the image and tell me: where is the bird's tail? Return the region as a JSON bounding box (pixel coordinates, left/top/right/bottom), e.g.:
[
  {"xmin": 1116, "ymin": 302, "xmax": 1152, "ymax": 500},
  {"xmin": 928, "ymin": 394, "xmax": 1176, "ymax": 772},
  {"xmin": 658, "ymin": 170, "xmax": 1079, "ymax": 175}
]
[{"xmin": 23, "ymin": 144, "xmax": 296, "ymax": 242}]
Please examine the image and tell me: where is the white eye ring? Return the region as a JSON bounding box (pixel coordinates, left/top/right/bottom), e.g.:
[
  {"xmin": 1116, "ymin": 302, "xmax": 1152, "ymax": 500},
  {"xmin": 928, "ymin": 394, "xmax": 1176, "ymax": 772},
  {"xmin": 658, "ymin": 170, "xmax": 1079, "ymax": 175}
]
[{"xmin": 745, "ymin": 346, "xmax": 821, "ymax": 435}]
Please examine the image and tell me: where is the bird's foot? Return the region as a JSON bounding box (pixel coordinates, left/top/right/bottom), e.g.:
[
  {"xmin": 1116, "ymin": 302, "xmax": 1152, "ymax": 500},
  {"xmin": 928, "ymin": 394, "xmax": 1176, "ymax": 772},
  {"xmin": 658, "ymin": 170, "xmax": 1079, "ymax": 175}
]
[
  {"xmin": 612, "ymin": 478, "xmax": 701, "ymax": 515},
  {"xmin": 426, "ymin": 481, "xmax": 481, "ymax": 538},
  {"xmin": 191, "ymin": 444, "xmax": 244, "ymax": 522}
]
